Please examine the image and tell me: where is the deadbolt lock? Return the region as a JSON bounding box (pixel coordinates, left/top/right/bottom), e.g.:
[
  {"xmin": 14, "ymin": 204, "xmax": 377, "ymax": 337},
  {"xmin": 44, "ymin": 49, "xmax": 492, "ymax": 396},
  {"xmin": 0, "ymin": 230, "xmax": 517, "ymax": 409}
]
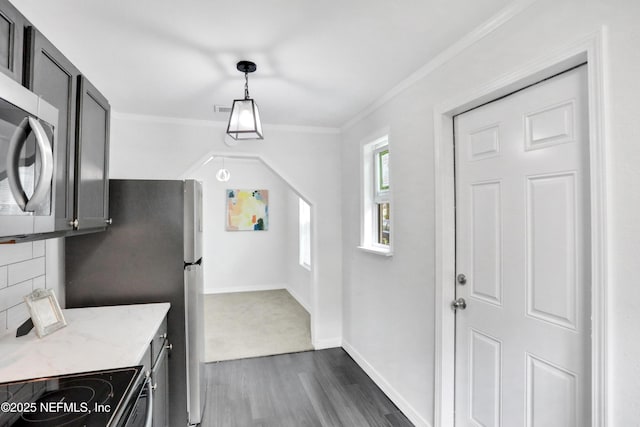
[{"xmin": 457, "ymin": 273, "xmax": 467, "ymax": 285}]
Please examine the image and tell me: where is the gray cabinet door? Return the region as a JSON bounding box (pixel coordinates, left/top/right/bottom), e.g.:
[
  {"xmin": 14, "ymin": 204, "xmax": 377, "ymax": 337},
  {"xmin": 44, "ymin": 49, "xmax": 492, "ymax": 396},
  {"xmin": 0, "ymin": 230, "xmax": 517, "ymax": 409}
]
[
  {"xmin": 0, "ymin": 0, "xmax": 23, "ymax": 83},
  {"xmin": 75, "ymin": 76, "xmax": 110, "ymax": 230},
  {"xmin": 25, "ymin": 27, "xmax": 79, "ymax": 232}
]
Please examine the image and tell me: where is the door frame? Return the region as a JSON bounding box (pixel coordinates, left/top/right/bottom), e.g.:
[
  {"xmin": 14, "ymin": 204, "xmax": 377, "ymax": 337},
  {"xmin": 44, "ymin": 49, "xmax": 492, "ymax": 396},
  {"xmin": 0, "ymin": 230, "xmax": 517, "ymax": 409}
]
[{"xmin": 433, "ymin": 30, "xmax": 609, "ymax": 427}]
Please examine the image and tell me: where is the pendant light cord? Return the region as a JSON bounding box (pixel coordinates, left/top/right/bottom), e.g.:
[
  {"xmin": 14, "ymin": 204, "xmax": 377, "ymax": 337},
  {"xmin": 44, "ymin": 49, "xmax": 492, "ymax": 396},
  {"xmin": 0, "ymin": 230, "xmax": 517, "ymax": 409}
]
[{"xmin": 244, "ymin": 72, "xmax": 250, "ymax": 99}]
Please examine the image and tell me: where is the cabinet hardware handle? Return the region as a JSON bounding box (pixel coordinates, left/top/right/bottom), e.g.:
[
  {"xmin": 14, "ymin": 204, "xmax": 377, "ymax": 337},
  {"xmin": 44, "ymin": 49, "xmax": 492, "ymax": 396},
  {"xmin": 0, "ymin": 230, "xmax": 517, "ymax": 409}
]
[
  {"xmin": 69, "ymin": 219, "xmax": 78, "ymax": 228},
  {"xmin": 159, "ymin": 333, "xmax": 167, "ymax": 340},
  {"xmin": 105, "ymin": 218, "xmax": 113, "ymax": 225},
  {"xmin": 166, "ymin": 343, "xmax": 173, "ymax": 351}
]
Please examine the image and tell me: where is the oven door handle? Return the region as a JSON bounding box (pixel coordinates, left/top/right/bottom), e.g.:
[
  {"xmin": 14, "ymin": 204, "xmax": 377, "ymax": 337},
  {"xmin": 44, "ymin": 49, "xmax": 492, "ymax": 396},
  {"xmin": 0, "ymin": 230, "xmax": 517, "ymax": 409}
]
[
  {"xmin": 144, "ymin": 373, "xmax": 153, "ymax": 427},
  {"xmin": 6, "ymin": 117, "xmax": 54, "ymax": 212}
]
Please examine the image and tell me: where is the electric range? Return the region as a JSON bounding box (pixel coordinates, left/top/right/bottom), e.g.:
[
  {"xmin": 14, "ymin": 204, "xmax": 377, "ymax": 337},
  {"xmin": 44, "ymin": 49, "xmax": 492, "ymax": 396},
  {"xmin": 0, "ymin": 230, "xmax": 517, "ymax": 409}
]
[{"xmin": 0, "ymin": 366, "xmax": 146, "ymax": 427}]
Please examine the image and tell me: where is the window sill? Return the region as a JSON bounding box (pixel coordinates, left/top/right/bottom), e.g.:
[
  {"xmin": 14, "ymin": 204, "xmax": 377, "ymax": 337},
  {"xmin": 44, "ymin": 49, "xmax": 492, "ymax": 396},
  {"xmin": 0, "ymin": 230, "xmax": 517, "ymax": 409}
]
[{"xmin": 357, "ymin": 245, "xmax": 393, "ymax": 257}]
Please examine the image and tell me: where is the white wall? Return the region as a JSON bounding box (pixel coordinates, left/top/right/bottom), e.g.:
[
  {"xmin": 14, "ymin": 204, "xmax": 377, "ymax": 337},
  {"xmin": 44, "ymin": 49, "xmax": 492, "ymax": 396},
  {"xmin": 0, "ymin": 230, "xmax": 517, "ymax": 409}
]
[
  {"xmin": 340, "ymin": 0, "xmax": 640, "ymax": 425},
  {"xmin": 285, "ymin": 190, "xmax": 312, "ymax": 311},
  {"xmin": 186, "ymin": 154, "xmax": 314, "ymax": 309},
  {"xmin": 110, "ymin": 117, "xmax": 342, "ymax": 346},
  {"xmin": 189, "ymin": 157, "xmax": 289, "ymax": 294}
]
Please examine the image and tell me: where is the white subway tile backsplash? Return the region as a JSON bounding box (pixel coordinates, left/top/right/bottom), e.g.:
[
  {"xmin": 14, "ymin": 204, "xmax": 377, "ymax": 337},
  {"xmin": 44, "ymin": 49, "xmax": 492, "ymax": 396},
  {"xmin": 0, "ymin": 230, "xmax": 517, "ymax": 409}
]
[
  {"xmin": 0, "ymin": 241, "xmax": 49, "ymax": 332},
  {"xmin": 0, "ymin": 266, "xmax": 7, "ymax": 289},
  {"xmin": 33, "ymin": 275, "xmax": 46, "ymax": 289},
  {"xmin": 32, "ymin": 241, "xmax": 45, "ymax": 258},
  {"xmin": 0, "ymin": 243, "xmax": 32, "ymax": 265},
  {"xmin": 0, "ymin": 311, "xmax": 6, "ymax": 333},
  {"xmin": 0, "ymin": 280, "xmax": 33, "ymax": 312},
  {"xmin": 7, "ymin": 302, "xmax": 30, "ymax": 330},
  {"xmin": 8, "ymin": 257, "xmax": 45, "ymax": 286}
]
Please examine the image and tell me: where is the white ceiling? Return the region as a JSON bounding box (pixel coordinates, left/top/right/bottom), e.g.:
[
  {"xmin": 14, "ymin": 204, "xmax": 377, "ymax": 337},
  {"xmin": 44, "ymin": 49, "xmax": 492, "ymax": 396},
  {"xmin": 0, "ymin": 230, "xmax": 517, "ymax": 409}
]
[{"xmin": 11, "ymin": 0, "xmax": 514, "ymax": 129}]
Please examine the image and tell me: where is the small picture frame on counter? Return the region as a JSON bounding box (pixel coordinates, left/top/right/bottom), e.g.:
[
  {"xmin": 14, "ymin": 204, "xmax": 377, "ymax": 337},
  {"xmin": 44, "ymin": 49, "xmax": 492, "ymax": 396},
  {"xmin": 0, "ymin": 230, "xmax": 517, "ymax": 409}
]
[{"xmin": 24, "ymin": 288, "xmax": 67, "ymax": 338}]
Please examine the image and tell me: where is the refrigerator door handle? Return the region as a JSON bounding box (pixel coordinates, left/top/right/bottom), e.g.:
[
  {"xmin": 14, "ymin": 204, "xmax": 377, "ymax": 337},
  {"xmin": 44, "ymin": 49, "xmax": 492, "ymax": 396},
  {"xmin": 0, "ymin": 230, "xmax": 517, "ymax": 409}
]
[{"xmin": 184, "ymin": 258, "xmax": 202, "ymax": 269}]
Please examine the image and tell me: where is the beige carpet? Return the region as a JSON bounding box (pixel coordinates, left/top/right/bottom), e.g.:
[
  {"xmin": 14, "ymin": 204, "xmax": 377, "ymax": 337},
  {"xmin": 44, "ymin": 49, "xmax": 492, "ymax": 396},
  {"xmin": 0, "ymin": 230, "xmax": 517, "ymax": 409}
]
[{"xmin": 204, "ymin": 289, "xmax": 313, "ymax": 362}]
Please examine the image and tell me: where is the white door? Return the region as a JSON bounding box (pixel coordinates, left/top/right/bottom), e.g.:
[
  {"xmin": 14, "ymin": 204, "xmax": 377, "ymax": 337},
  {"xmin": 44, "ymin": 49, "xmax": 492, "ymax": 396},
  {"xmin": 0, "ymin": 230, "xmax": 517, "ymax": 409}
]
[{"xmin": 454, "ymin": 65, "xmax": 590, "ymax": 426}]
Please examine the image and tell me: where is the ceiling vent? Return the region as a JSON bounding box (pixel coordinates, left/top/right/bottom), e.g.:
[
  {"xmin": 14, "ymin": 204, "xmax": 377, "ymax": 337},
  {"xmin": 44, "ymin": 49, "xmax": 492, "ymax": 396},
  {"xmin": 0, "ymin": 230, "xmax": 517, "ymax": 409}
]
[{"xmin": 214, "ymin": 105, "xmax": 232, "ymax": 113}]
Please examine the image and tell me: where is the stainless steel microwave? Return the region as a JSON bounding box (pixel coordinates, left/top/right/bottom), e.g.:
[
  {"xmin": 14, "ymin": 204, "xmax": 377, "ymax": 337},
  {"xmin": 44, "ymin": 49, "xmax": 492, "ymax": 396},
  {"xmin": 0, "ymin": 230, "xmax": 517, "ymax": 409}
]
[{"xmin": 0, "ymin": 72, "xmax": 58, "ymax": 238}]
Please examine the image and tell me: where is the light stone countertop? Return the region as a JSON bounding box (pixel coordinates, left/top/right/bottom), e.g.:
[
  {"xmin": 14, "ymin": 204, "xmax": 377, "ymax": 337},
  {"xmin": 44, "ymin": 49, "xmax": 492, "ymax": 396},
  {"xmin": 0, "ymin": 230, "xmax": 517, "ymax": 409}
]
[{"xmin": 0, "ymin": 302, "xmax": 170, "ymax": 383}]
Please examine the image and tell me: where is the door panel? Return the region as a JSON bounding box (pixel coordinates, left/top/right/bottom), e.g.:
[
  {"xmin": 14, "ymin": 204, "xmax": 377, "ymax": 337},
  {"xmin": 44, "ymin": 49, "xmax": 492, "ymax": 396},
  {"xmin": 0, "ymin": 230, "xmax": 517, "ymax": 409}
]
[
  {"xmin": 526, "ymin": 354, "xmax": 577, "ymax": 427},
  {"xmin": 524, "ymin": 101, "xmax": 575, "ymax": 150},
  {"xmin": 454, "ymin": 65, "xmax": 590, "ymax": 426},
  {"xmin": 470, "ymin": 181, "xmax": 502, "ymax": 306},
  {"xmin": 0, "ymin": 0, "xmax": 23, "ymax": 83},
  {"xmin": 75, "ymin": 76, "xmax": 110, "ymax": 229},
  {"xmin": 526, "ymin": 173, "xmax": 577, "ymax": 329},
  {"xmin": 469, "ymin": 329, "xmax": 502, "ymax": 427}
]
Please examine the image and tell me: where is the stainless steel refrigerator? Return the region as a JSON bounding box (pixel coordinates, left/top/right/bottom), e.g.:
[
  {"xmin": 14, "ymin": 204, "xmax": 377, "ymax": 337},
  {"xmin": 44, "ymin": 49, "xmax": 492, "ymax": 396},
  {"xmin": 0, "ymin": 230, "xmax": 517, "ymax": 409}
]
[{"xmin": 65, "ymin": 179, "xmax": 206, "ymax": 427}]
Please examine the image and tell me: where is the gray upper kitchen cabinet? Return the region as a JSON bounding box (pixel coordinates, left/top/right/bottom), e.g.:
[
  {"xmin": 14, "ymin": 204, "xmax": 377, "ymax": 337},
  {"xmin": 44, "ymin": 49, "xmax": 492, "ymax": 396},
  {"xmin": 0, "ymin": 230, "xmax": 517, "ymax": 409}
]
[
  {"xmin": 24, "ymin": 27, "xmax": 111, "ymax": 235},
  {"xmin": 0, "ymin": 0, "xmax": 24, "ymax": 83},
  {"xmin": 24, "ymin": 26, "xmax": 79, "ymax": 232},
  {"xmin": 74, "ymin": 76, "xmax": 110, "ymax": 230},
  {"xmin": 6, "ymin": 5, "xmax": 112, "ymax": 238}
]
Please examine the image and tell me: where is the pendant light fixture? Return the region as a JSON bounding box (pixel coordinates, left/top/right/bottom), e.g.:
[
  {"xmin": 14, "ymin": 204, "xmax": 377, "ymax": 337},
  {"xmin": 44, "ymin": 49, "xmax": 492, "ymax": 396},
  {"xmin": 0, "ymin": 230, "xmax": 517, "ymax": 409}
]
[
  {"xmin": 226, "ymin": 61, "xmax": 263, "ymax": 140},
  {"xmin": 216, "ymin": 157, "xmax": 231, "ymax": 182}
]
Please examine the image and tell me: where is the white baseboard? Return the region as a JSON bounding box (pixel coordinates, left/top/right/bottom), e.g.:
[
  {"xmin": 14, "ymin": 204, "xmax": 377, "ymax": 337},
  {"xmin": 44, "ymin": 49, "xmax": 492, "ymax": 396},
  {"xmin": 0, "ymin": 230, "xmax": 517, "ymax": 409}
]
[
  {"xmin": 342, "ymin": 340, "xmax": 432, "ymax": 427},
  {"xmin": 285, "ymin": 286, "xmax": 312, "ymax": 313},
  {"xmin": 205, "ymin": 283, "xmax": 286, "ymax": 294},
  {"xmin": 313, "ymin": 337, "xmax": 342, "ymax": 350}
]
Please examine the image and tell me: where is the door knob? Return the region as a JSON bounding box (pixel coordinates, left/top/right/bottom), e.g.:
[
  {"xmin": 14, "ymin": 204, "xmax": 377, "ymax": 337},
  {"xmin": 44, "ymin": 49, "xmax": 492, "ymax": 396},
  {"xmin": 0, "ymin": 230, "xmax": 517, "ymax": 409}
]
[{"xmin": 451, "ymin": 298, "xmax": 467, "ymax": 310}]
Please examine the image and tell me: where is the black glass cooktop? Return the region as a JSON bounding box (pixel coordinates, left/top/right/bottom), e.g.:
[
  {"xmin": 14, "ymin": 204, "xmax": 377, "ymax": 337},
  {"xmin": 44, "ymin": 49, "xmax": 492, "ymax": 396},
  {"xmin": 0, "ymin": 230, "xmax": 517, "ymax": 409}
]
[{"xmin": 0, "ymin": 366, "xmax": 142, "ymax": 427}]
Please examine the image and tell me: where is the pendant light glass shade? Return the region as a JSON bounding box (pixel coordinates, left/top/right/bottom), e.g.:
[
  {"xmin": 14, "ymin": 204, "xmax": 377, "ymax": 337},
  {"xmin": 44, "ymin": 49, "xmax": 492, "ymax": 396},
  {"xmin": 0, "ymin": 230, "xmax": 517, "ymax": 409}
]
[
  {"xmin": 226, "ymin": 98, "xmax": 263, "ymax": 140},
  {"xmin": 226, "ymin": 60, "xmax": 263, "ymax": 140}
]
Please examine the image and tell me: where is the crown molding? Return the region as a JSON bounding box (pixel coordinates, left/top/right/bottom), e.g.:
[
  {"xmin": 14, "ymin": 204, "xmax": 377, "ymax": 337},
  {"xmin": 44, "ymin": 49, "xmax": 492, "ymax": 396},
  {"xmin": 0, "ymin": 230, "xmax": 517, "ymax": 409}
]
[{"xmin": 341, "ymin": 0, "xmax": 540, "ymax": 131}]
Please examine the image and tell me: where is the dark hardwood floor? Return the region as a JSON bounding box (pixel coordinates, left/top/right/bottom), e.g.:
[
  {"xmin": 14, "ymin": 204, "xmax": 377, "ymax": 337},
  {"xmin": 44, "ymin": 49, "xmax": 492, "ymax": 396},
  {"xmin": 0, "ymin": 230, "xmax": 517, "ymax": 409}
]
[{"xmin": 203, "ymin": 348, "xmax": 414, "ymax": 427}]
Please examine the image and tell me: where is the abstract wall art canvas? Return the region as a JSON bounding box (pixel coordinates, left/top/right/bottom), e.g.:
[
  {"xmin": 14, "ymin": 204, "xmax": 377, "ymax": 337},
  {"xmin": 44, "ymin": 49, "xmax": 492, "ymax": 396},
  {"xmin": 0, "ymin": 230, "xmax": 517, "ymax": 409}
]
[{"xmin": 226, "ymin": 189, "xmax": 269, "ymax": 231}]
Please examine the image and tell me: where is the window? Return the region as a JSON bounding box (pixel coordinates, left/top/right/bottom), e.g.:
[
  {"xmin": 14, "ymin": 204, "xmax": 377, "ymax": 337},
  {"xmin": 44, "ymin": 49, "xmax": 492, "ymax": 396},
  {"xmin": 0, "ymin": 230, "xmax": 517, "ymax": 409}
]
[
  {"xmin": 299, "ymin": 197, "xmax": 311, "ymax": 269},
  {"xmin": 373, "ymin": 146, "xmax": 390, "ymax": 246},
  {"xmin": 360, "ymin": 135, "xmax": 392, "ymax": 255}
]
